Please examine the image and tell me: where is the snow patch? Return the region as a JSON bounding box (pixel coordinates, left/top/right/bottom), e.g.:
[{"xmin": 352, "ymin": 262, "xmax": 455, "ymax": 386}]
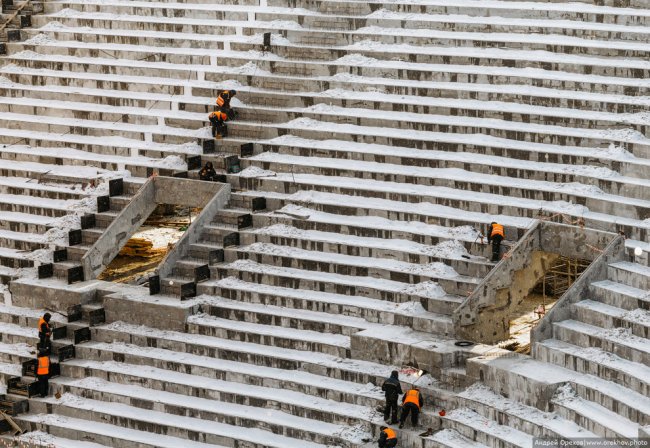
[
  {"xmin": 24, "ymin": 33, "xmax": 57, "ymax": 45},
  {"xmin": 335, "ymin": 54, "xmax": 379, "ymax": 65},
  {"xmin": 154, "ymin": 155, "xmax": 187, "ymax": 170},
  {"xmin": 401, "ymin": 281, "xmax": 447, "ymax": 299},
  {"xmin": 239, "ymin": 166, "xmax": 276, "ymax": 178}
]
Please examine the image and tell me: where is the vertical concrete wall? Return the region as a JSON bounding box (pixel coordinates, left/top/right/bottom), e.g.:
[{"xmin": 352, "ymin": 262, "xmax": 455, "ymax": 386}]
[
  {"xmin": 153, "ymin": 177, "xmax": 222, "ymax": 208},
  {"xmin": 531, "ymin": 233, "xmax": 626, "ymax": 345},
  {"xmin": 82, "ymin": 179, "xmax": 157, "ymax": 280},
  {"xmin": 156, "ymin": 183, "xmax": 231, "ymax": 279}
]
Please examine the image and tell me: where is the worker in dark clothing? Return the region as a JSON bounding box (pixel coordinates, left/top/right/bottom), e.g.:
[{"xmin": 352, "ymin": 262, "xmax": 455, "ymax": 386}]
[
  {"xmin": 399, "ymin": 387, "xmax": 423, "ymax": 429},
  {"xmin": 37, "ymin": 313, "xmax": 52, "ymax": 352},
  {"xmin": 209, "ymin": 110, "xmax": 228, "ymax": 138},
  {"xmin": 378, "ymin": 426, "xmax": 397, "ymax": 448},
  {"xmin": 36, "ymin": 349, "xmax": 50, "ymax": 398},
  {"xmin": 487, "ymin": 222, "xmax": 505, "ymax": 262},
  {"xmin": 216, "ymin": 90, "xmax": 237, "ymax": 120},
  {"xmin": 382, "ymin": 370, "xmax": 402, "ymax": 424},
  {"xmin": 199, "ymin": 161, "xmax": 217, "ymax": 182}
]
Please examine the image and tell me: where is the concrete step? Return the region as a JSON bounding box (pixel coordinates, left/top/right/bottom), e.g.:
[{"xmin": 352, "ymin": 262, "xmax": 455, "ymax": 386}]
[
  {"xmin": 59, "ymin": 358, "xmax": 374, "ymax": 427},
  {"xmin": 242, "ymin": 152, "xmax": 650, "ymax": 210},
  {"xmin": 429, "ymin": 428, "xmax": 491, "ymax": 448},
  {"xmin": 201, "ymin": 295, "xmax": 371, "ymax": 336},
  {"xmin": 199, "ymin": 275, "xmax": 461, "ymax": 329},
  {"xmin": 17, "ymin": 412, "xmax": 230, "ymax": 448},
  {"xmin": 44, "ymin": 378, "xmax": 366, "ymax": 446},
  {"xmin": 441, "ymin": 407, "xmax": 533, "ymax": 448},
  {"xmin": 187, "ymin": 313, "xmax": 351, "ymax": 357},
  {"xmin": 13, "ymin": 430, "xmax": 112, "ymax": 448},
  {"xmin": 550, "ymin": 383, "xmax": 641, "ymax": 439},
  {"xmin": 223, "ymin": 243, "xmax": 481, "ymax": 297},
  {"xmin": 456, "ymin": 383, "xmax": 597, "ymax": 440},
  {"xmin": 608, "ymin": 261, "xmax": 650, "ymax": 290},
  {"xmin": 70, "ymin": 340, "xmax": 388, "ymax": 408},
  {"xmin": 89, "ymin": 321, "xmax": 393, "ymax": 384},
  {"xmin": 469, "ymin": 354, "xmax": 650, "ymax": 427},
  {"xmin": 591, "ymin": 279, "xmax": 650, "ymax": 311},
  {"xmin": 238, "ymin": 226, "xmax": 493, "ymax": 277},
  {"xmin": 276, "ymin": 0, "xmax": 648, "ymax": 23},
  {"xmin": 210, "ymin": 258, "xmax": 463, "ymax": 319},
  {"xmin": 535, "ymin": 339, "xmax": 649, "ymax": 396},
  {"xmin": 573, "ymin": 299, "xmax": 649, "ymax": 339},
  {"xmin": 552, "ymin": 319, "xmax": 650, "ymax": 366}
]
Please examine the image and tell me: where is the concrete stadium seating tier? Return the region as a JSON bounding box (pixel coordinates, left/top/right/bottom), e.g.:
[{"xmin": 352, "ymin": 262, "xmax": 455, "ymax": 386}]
[{"xmin": 0, "ymin": 0, "xmax": 648, "ymax": 446}]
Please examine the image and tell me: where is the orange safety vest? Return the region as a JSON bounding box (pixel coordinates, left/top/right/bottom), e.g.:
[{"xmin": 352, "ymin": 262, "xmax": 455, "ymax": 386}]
[
  {"xmin": 37, "ymin": 356, "xmax": 50, "ymax": 375},
  {"xmin": 403, "ymin": 389, "xmax": 421, "ymax": 409},
  {"xmin": 209, "ymin": 110, "xmax": 228, "ymax": 121},
  {"xmin": 38, "ymin": 317, "xmax": 50, "ymax": 336},
  {"xmin": 490, "ymin": 223, "xmax": 504, "ymax": 238},
  {"xmin": 382, "ymin": 428, "xmax": 397, "ymax": 440}
]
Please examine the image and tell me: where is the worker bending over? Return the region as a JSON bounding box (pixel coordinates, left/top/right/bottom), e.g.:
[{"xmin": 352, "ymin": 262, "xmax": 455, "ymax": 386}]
[
  {"xmin": 209, "ymin": 110, "xmax": 229, "ymax": 138},
  {"xmin": 487, "ymin": 222, "xmax": 505, "ymax": 262},
  {"xmin": 378, "ymin": 426, "xmax": 397, "ymax": 448},
  {"xmin": 399, "ymin": 387, "xmax": 423, "ymax": 429}
]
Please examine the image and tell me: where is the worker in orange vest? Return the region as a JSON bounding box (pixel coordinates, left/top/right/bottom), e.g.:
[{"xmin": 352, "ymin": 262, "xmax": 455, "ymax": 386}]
[
  {"xmin": 216, "ymin": 89, "xmax": 237, "ymax": 119},
  {"xmin": 36, "ymin": 348, "xmax": 50, "ymax": 398},
  {"xmin": 37, "ymin": 312, "xmax": 52, "ymax": 351},
  {"xmin": 377, "ymin": 425, "xmax": 397, "ymax": 448},
  {"xmin": 399, "ymin": 387, "xmax": 423, "ymax": 429},
  {"xmin": 487, "ymin": 222, "xmax": 505, "ymax": 262},
  {"xmin": 209, "ymin": 110, "xmax": 229, "ymax": 138}
]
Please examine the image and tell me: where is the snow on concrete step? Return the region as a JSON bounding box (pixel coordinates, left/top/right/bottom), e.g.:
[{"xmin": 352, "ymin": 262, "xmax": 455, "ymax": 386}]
[
  {"xmin": 248, "ymin": 223, "xmax": 488, "ymax": 261},
  {"xmin": 260, "ymin": 134, "xmax": 648, "ymax": 183},
  {"xmin": 573, "ymin": 299, "xmax": 650, "ymax": 338},
  {"xmin": 203, "ymin": 276, "xmax": 460, "ymax": 325},
  {"xmin": 536, "ymin": 339, "xmax": 649, "ymax": 396},
  {"xmin": 551, "ymin": 383, "xmax": 640, "ymax": 439},
  {"xmin": 266, "ymin": 192, "xmax": 533, "ymax": 230},
  {"xmin": 49, "ymin": 376, "xmax": 369, "ymax": 445},
  {"xmin": 93, "ymin": 320, "xmax": 394, "ymax": 383},
  {"xmin": 215, "ymin": 258, "xmax": 455, "ymax": 299},
  {"xmin": 429, "ymin": 428, "xmax": 490, "ymax": 448},
  {"xmin": 233, "ymin": 241, "xmax": 475, "ymax": 282},
  {"xmin": 201, "ymin": 294, "xmax": 375, "ymax": 335},
  {"xmin": 553, "ymin": 319, "xmax": 650, "ymax": 366},
  {"xmin": 187, "ymin": 312, "xmax": 351, "ymax": 357},
  {"xmin": 457, "ymin": 383, "xmax": 597, "ymax": 440},
  {"xmin": 15, "ymin": 430, "xmax": 111, "ymax": 448},
  {"xmin": 72, "ymin": 340, "xmax": 384, "ymax": 407},
  {"xmin": 609, "ymin": 261, "xmax": 650, "ymax": 290},
  {"xmin": 17, "ymin": 413, "xmax": 230, "ymax": 448},
  {"xmin": 244, "ymin": 152, "xmax": 649, "ymax": 211},
  {"xmin": 591, "ymin": 279, "xmax": 650, "ymax": 311},
  {"xmin": 60, "ymin": 358, "xmax": 376, "ymax": 424},
  {"xmin": 474, "ymin": 354, "xmax": 650, "ymax": 426},
  {"xmin": 442, "ymin": 407, "xmax": 533, "ymax": 448},
  {"xmin": 40, "ymin": 392, "xmax": 362, "ymax": 447},
  {"xmin": 0, "ymin": 144, "xmax": 187, "ymax": 172}
]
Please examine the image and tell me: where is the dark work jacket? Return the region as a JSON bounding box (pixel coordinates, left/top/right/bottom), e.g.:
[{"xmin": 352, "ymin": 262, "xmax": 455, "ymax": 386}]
[{"xmin": 382, "ymin": 376, "xmax": 403, "ymax": 402}]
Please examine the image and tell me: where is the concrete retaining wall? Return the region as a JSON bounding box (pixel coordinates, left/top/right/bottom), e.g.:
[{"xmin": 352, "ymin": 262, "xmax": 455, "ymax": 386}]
[
  {"xmin": 82, "ymin": 179, "xmax": 157, "ymax": 280},
  {"xmin": 156, "ymin": 183, "xmax": 230, "ymax": 279}
]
